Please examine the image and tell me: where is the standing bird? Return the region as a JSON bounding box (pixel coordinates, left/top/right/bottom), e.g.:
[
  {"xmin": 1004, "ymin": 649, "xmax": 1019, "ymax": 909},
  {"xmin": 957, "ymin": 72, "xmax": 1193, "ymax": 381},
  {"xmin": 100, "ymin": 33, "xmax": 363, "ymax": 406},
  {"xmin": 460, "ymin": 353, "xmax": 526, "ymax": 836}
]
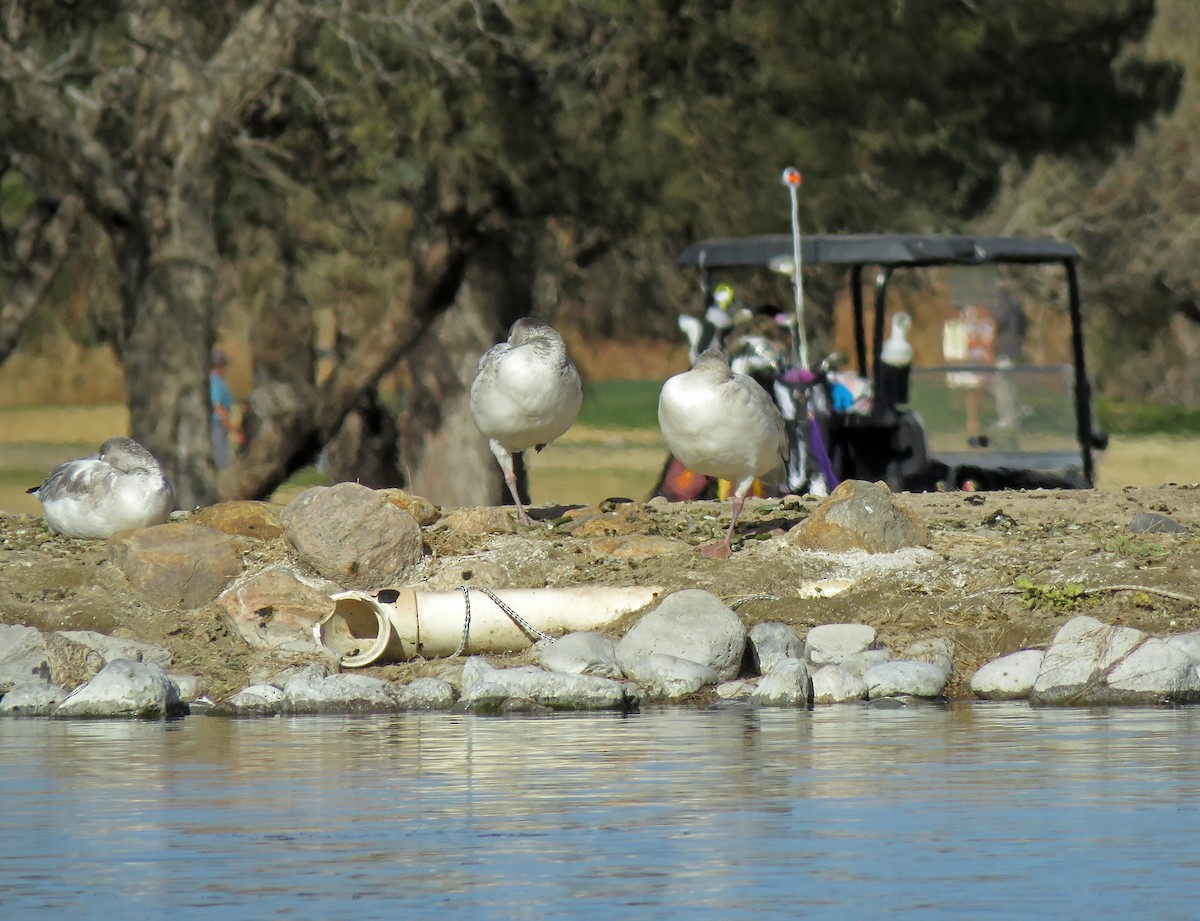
[
  {"xmin": 469, "ymin": 318, "xmax": 582, "ymax": 525},
  {"xmin": 658, "ymin": 348, "xmax": 788, "ymax": 558},
  {"xmin": 27, "ymin": 436, "xmax": 174, "ymax": 539}
]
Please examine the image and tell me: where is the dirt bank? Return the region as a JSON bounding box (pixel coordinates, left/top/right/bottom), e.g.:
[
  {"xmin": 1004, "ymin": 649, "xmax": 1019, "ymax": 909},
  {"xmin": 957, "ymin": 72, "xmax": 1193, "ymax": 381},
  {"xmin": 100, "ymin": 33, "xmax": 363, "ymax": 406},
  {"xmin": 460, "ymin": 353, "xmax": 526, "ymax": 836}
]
[{"xmin": 2, "ymin": 485, "xmax": 1197, "ymax": 702}]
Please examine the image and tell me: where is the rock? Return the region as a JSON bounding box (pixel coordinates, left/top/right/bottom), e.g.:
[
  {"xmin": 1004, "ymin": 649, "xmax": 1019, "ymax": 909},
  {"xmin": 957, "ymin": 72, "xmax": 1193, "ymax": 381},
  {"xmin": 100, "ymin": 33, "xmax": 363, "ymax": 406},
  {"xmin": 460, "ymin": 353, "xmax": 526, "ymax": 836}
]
[
  {"xmin": 282, "ymin": 670, "xmax": 397, "ymax": 714},
  {"xmin": 841, "ymin": 648, "xmax": 893, "ymax": 677},
  {"xmin": 55, "ymin": 630, "xmax": 173, "ymax": 669},
  {"xmin": 280, "ymin": 483, "xmax": 423, "ymax": 588},
  {"xmin": 901, "ymin": 637, "xmax": 956, "ymax": 676},
  {"xmin": 811, "ymin": 665, "xmax": 869, "ymax": 703},
  {"xmin": 798, "ymin": 578, "xmax": 856, "ymax": 598},
  {"xmin": 212, "ymin": 684, "xmax": 286, "ymax": 717},
  {"xmin": 395, "ymin": 677, "xmax": 457, "ymax": 710},
  {"xmin": 108, "ymin": 523, "xmax": 244, "ymax": 609},
  {"xmin": 441, "ymin": 506, "xmax": 516, "ymax": 535},
  {"xmin": 865, "ymin": 660, "xmax": 948, "ymax": 699},
  {"xmin": 170, "ymin": 674, "xmax": 206, "ymax": 702},
  {"xmin": 749, "ymin": 657, "xmax": 814, "ymax": 707},
  {"xmin": 1128, "ymin": 512, "xmax": 1188, "ymax": 535},
  {"xmin": 970, "ymin": 650, "xmax": 1045, "ymax": 700},
  {"xmin": 805, "ymin": 623, "xmax": 877, "ymax": 667},
  {"xmin": 189, "ymin": 501, "xmax": 284, "ymax": 541},
  {"xmin": 459, "ymin": 657, "xmax": 631, "ymax": 711},
  {"xmin": 788, "ymin": 479, "xmax": 931, "ymax": 552},
  {"xmin": 1030, "ymin": 616, "xmax": 1175, "ymax": 706},
  {"xmin": 537, "ymin": 631, "xmax": 623, "ymax": 678},
  {"xmin": 616, "ymin": 589, "xmax": 746, "ymax": 681},
  {"xmin": 54, "ymin": 659, "xmax": 185, "ymax": 718},
  {"xmin": 715, "ymin": 678, "xmax": 758, "ymax": 700},
  {"xmin": 0, "ymin": 680, "xmax": 67, "ymax": 716},
  {"xmin": 43, "ymin": 632, "xmax": 106, "ymax": 690},
  {"xmin": 380, "ymin": 489, "xmax": 441, "ymax": 527},
  {"xmin": 621, "ymin": 653, "xmax": 720, "ymax": 700},
  {"xmin": 748, "ymin": 622, "xmax": 805, "ymax": 675},
  {"xmin": 590, "ymin": 535, "xmax": 688, "ymax": 560},
  {"xmin": 1104, "ymin": 638, "xmax": 1200, "ymax": 704},
  {"xmin": 1165, "ymin": 631, "xmax": 1200, "ymax": 663},
  {"xmin": 0, "ymin": 624, "xmax": 51, "ymax": 693},
  {"xmin": 217, "ymin": 566, "xmax": 338, "ymax": 649}
]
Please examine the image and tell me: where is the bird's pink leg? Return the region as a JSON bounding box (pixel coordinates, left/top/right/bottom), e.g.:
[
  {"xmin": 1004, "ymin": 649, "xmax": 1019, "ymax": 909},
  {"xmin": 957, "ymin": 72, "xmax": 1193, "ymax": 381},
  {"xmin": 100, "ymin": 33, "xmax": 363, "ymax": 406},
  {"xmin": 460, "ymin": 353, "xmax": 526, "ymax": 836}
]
[
  {"xmin": 700, "ymin": 494, "xmax": 745, "ymax": 559},
  {"xmin": 491, "ymin": 440, "xmax": 533, "ymax": 526}
]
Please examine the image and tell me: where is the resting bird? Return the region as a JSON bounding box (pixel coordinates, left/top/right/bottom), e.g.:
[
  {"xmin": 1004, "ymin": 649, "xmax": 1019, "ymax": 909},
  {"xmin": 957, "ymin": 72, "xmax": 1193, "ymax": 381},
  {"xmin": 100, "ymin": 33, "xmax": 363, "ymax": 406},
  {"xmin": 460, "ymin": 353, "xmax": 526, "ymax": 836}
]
[
  {"xmin": 658, "ymin": 348, "xmax": 788, "ymax": 558},
  {"xmin": 27, "ymin": 436, "xmax": 174, "ymax": 539},
  {"xmin": 469, "ymin": 318, "xmax": 582, "ymax": 525}
]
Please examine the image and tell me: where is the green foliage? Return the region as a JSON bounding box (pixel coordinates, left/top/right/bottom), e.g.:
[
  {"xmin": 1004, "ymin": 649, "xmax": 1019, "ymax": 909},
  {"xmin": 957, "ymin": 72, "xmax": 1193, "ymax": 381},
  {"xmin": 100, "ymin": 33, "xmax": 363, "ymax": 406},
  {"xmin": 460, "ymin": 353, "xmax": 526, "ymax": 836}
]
[
  {"xmin": 1096, "ymin": 397, "xmax": 1200, "ymax": 435},
  {"xmin": 577, "ymin": 379, "xmax": 662, "ymax": 430},
  {"xmin": 1015, "ymin": 576, "xmax": 1087, "ymax": 611}
]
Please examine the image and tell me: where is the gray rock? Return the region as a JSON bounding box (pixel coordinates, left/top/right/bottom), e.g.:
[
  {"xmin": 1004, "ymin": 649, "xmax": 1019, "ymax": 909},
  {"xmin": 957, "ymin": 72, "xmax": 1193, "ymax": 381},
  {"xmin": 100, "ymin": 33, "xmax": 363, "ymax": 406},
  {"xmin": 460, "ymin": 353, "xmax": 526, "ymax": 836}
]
[
  {"xmin": 169, "ymin": 674, "xmax": 206, "ymax": 702},
  {"xmin": 0, "ymin": 680, "xmax": 67, "ymax": 716},
  {"xmin": 395, "ymin": 677, "xmax": 457, "ymax": 710},
  {"xmin": 841, "ymin": 648, "xmax": 893, "ymax": 677},
  {"xmin": 0, "ymin": 624, "xmax": 51, "ymax": 693},
  {"xmin": 1128, "ymin": 512, "xmax": 1188, "ymax": 534},
  {"xmin": 616, "ymin": 589, "xmax": 746, "ymax": 681},
  {"xmin": 788, "ymin": 479, "xmax": 931, "ymax": 552},
  {"xmin": 213, "ymin": 684, "xmax": 286, "ymax": 717},
  {"xmin": 459, "ymin": 657, "xmax": 631, "ymax": 711},
  {"xmin": 970, "ymin": 650, "xmax": 1045, "ymax": 700},
  {"xmin": 715, "ymin": 678, "xmax": 759, "ymax": 700},
  {"xmin": 55, "ymin": 631, "xmax": 172, "ymax": 669},
  {"xmin": 282, "ymin": 670, "xmax": 397, "ymax": 714},
  {"xmin": 280, "ymin": 482, "xmax": 423, "ymax": 588},
  {"xmin": 1165, "ymin": 631, "xmax": 1200, "ymax": 664},
  {"xmin": 108, "ymin": 523, "xmax": 244, "ymax": 609},
  {"xmin": 54, "ymin": 659, "xmax": 185, "ymax": 718},
  {"xmin": 217, "ymin": 566, "xmax": 338, "ymax": 649},
  {"xmin": 1028, "ymin": 616, "xmax": 1200, "ymax": 706},
  {"xmin": 43, "ymin": 632, "xmax": 106, "ymax": 691},
  {"xmin": 865, "ymin": 660, "xmax": 948, "ymax": 699},
  {"xmin": 537, "ymin": 631, "xmax": 623, "ymax": 678},
  {"xmin": 805, "ymin": 623, "xmax": 877, "ymax": 667},
  {"xmin": 811, "ymin": 664, "xmax": 868, "ymax": 703},
  {"xmin": 901, "ymin": 637, "xmax": 955, "ymax": 677},
  {"xmin": 749, "ymin": 657, "xmax": 814, "ymax": 707},
  {"xmin": 748, "ymin": 622, "xmax": 805, "ymax": 675},
  {"xmin": 621, "ymin": 653, "xmax": 720, "ymax": 700}
]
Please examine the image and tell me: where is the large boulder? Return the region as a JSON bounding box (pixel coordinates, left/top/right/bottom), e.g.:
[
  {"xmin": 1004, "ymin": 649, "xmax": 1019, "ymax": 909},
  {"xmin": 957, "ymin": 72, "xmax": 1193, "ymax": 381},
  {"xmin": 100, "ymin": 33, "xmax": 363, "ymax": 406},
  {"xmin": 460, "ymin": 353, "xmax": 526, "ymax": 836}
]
[
  {"xmin": 217, "ymin": 566, "xmax": 338, "ymax": 650},
  {"xmin": 970, "ymin": 650, "xmax": 1045, "ymax": 700},
  {"xmin": 537, "ymin": 631, "xmax": 623, "ymax": 679},
  {"xmin": 458, "ymin": 657, "xmax": 631, "ymax": 711},
  {"xmin": 280, "ymin": 482, "xmax": 423, "ymax": 588},
  {"xmin": 749, "ymin": 657, "xmax": 814, "ymax": 707},
  {"xmin": 108, "ymin": 523, "xmax": 244, "ymax": 609},
  {"xmin": 616, "ymin": 589, "xmax": 746, "ymax": 682},
  {"xmin": 805, "ymin": 623, "xmax": 878, "ymax": 667},
  {"xmin": 0, "ymin": 624, "xmax": 51, "ymax": 693},
  {"xmin": 788, "ymin": 479, "xmax": 931, "ymax": 552}
]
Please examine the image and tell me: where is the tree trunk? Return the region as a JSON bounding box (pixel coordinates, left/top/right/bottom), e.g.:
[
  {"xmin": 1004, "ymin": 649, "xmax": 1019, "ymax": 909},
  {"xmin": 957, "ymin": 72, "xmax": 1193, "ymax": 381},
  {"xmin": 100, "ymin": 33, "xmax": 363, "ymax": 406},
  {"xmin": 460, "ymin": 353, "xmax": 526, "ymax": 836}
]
[{"xmin": 398, "ymin": 236, "xmax": 533, "ymax": 507}]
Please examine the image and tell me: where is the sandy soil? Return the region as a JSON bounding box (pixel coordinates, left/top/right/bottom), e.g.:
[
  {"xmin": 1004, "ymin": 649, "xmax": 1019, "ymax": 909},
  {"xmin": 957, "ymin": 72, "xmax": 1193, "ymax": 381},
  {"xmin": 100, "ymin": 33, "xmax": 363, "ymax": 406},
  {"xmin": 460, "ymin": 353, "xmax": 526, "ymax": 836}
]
[{"xmin": 2, "ymin": 484, "xmax": 1198, "ymax": 702}]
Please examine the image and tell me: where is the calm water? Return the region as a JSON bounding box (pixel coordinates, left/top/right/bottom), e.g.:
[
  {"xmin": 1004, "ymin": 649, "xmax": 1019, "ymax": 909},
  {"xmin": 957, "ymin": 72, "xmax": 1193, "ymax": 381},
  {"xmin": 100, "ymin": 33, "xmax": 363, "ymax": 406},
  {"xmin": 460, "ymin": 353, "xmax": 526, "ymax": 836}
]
[{"xmin": 3, "ymin": 702, "xmax": 1199, "ymax": 920}]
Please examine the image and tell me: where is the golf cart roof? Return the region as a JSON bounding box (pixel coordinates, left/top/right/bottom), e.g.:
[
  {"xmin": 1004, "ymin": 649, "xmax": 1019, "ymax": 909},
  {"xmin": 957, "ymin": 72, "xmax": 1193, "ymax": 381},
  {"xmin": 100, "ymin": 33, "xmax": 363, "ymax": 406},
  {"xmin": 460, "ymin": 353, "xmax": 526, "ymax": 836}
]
[{"xmin": 676, "ymin": 233, "xmax": 1080, "ymax": 270}]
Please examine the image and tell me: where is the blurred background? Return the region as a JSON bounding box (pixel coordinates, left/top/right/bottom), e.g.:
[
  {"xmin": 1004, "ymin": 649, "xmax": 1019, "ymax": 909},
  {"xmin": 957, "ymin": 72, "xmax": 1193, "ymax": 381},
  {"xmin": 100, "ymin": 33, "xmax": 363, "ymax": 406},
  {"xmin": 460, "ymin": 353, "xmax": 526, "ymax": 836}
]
[{"xmin": 1, "ymin": 0, "xmax": 1197, "ymax": 511}]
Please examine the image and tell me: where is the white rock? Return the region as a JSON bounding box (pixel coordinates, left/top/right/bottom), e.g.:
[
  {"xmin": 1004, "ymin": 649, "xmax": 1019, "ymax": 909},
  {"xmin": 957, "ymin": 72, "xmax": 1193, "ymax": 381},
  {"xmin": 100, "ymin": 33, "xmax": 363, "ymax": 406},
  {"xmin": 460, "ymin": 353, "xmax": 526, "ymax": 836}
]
[
  {"xmin": 616, "ymin": 589, "xmax": 746, "ymax": 681},
  {"xmin": 537, "ymin": 631, "xmax": 622, "ymax": 678},
  {"xmin": 396, "ymin": 677, "xmax": 457, "ymax": 710},
  {"xmin": 283, "ymin": 671, "xmax": 396, "ymax": 713},
  {"xmin": 168, "ymin": 674, "xmax": 205, "ymax": 702},
  {"xmin": 750, "ymin": 657, "xmax": 813, "ymax": 707},
  {"xmin": 748, "ymin": 623, "xmax": 804, "ymax": 675},
  {"xmin": 460, "ymin": 657, "xmax": 630, "ymax": 710},
  {"xmin": 1106, "ymin": 638, "xmax": 1200, "ymax": 703},
  {"xmin": 55, "ymin": 631, "xmax": 172, "ymax": 668},
  {"xmin": 841, "ymin": 648, "xmax": 892, "ymax": 677},
  {"xmin": 970, "ymin": 650, "xmax": 1045, "ymax": 700},
  {"xmin": 0, "ymin": 624, "xmax": 51, "ymax": 693},
  {"xmin": 0, "ymin": 680, "xmax": 67, "ymax": 716},
  {"xmin": 715, "ymin": 678, "xmax": 758, "ymax": 700},
  {"xmin": 798, "ymin": 578, "xmax": 855, "ymax": 598},
  {"xmin": 220, "ymin": 684, "xmax": 286, "ymax": 714},
  {"xmin": 1165, "ymin": 631, "xmax": 1200, "ymax": 664},
  {"xmin": 1031, "ymin": 616, "xmax": 1146, "ymax": 705},
  {"xmin": 805, "ymin": 623, "xmax": 877, "ymax": 667},
  {"xmin": 865, "ymin": 660, "xmax": 948, "ymax": 699},
  {"xmin": 620, "ymin": 653, "xmax": 719, "ymax": 700},
  {"xmin": 901, "ymin": 637, "xmax": 955, "ymax": 676},
  {"xmin": 811, "ymin": 665, "xmax": 868, "ymax": 703},
  {"xmin": 54, "ymin": 659, "xmax": 184, "ymax": 718}
]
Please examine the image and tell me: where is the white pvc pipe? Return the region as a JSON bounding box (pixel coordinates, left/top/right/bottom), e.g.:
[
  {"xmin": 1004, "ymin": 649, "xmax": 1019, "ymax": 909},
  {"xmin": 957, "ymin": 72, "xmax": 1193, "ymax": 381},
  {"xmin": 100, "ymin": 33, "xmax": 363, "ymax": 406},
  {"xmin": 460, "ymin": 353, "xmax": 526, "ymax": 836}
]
[{"xmin": 315, "ymin": 586, "xmax": 663, "ymax": 667}]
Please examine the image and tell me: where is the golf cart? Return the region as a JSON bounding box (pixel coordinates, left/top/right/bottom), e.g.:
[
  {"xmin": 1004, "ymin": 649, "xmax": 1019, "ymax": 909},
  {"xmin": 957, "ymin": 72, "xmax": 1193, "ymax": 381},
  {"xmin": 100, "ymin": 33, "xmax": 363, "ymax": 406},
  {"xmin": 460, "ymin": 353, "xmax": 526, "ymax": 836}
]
[{"xmin": 672, "ymin": 233, "xmax": 1106, "ymax": 493}]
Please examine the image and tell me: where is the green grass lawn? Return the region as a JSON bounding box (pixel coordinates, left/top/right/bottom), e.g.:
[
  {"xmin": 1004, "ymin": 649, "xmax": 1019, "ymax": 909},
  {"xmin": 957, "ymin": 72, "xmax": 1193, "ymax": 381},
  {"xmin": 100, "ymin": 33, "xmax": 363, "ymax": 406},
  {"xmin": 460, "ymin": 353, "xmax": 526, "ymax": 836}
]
[{"xmin": 578, "ymin": 379, "xmax": 661, "ymax": 430}]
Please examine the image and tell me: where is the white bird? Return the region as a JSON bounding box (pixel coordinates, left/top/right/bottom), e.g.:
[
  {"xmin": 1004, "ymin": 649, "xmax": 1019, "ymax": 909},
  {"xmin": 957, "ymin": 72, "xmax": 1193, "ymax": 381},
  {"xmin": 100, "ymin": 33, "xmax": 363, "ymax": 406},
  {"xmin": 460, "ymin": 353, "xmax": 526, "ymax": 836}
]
[
  {"xmin": 27, "ymin": 436, "xmax": 174, "ymax": 539},
  {"xmin": 469, "ymin": 318, "xmax": 582, "ymax": 525},
  {"xmin": 658, "ymin": 348, "xmax": 788, "ymax": 558}
]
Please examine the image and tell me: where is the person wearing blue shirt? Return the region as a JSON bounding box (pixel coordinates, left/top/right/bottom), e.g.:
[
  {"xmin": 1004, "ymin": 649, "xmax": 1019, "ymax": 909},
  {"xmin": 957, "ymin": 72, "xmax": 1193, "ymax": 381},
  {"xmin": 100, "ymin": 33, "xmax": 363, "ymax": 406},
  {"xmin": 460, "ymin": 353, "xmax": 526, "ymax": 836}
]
[{"xmin": 210, "ymin": 347, "xmax": 242, "ymax": 468}]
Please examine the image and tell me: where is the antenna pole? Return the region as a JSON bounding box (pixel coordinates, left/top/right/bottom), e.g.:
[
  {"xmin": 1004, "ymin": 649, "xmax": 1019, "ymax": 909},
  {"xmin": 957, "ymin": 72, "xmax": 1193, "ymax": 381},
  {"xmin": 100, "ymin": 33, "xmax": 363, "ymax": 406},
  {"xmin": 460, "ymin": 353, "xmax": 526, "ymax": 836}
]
[{"xmin": 782, "ymin": 167, "xmax": 809, "ymax": 370}]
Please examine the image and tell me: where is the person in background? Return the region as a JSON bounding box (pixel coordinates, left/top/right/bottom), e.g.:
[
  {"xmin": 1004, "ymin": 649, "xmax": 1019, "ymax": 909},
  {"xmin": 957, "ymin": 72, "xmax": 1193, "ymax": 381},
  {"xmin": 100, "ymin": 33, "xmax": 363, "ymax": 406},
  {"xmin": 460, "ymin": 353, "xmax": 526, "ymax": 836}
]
[{"xmin": 210, "ymin": 347, "xmax": 243, "ymax": 468}]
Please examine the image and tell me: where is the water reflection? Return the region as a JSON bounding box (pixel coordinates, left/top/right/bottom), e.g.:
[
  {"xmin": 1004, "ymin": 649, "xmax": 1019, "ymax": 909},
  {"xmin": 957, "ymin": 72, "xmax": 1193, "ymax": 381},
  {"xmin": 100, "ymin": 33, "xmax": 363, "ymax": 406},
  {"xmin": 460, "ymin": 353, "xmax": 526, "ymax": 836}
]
[{"xmin": 3, "ymin": 703, "xmax": 1200, "ymax": 919}]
